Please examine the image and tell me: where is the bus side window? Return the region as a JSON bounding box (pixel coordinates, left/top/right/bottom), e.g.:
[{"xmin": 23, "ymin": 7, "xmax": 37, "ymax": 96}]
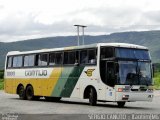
[
  {"xmin": 24, "ymin": 55, "xmax": 35, "ymax": 67},
  {"xmin": 80, "ymin": 50, "xmax": 88, "ymax": 64},
  {"xmin": 64, "ymin": 51, "xmax": 75, "ymax": 64},
  {"xmin": 88, "ymin": 49, "xmax": 96, "ymax": 64},
  {"xmin": 101, "ymin": 47, "xmax": 114, "ymax": 59},
  {"xmin": 80, "ymin": 49, "xmax": 97, "ymax": 65},
  {"xmin": 13, "ymin": 56, "xmax": 23, "ymax": 68},
  {"xmin": 7, "ymin": 56, "xmax": 12, "ymax": 68},
  {"xmin": 68, "ymin": 51, "xmax": 75, "ymax": 64},
  {"xmin": 55, "ymin": 52, "xmax": 63, "ymax": 65},
  {"xmin": 49, "ymin": 53, "xmax": 55, "ymax": 65},
  {"xmin": 38, "ymin": 53, "xmax": 48, "ymax": 66}
]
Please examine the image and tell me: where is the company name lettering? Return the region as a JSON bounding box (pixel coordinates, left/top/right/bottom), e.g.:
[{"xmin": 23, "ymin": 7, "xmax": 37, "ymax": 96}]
[{"xmin": 25, "ymin": 70, "xmax": 47, "ymax": 76}]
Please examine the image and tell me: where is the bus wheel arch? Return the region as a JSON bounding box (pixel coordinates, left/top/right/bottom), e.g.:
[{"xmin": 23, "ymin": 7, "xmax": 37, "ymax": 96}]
[
  {"xmin": 17, "ymin": 84, "xmax": 26, "ymax": 100},
  {"xmin": 83, "ymin": 86, "xmax": 97, "ymax": 106}
]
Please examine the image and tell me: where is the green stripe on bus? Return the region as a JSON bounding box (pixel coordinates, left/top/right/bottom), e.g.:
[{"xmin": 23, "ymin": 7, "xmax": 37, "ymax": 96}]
[
  {"xmin": 51, "ymin": 66, "xmax": 84, "ymax": 97},
  {"xmin": 60, "ymin": 66, "xmax": 84, "ymax": 97},
  {"xmin": 51, "ymin": 67, "xmax": 73, "ymax": 97}
]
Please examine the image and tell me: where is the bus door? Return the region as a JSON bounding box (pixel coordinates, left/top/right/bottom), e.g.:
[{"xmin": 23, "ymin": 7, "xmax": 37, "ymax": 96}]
[{"xmin": 105, "ymin": 61, "xmax": 116, "ymax": 101}]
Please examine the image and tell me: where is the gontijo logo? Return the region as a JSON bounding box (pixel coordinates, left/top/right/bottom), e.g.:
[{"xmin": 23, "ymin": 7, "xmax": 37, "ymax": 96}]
[{"xmin": 84, "ymin": 69, "xmax": 95, "ymax": 77}]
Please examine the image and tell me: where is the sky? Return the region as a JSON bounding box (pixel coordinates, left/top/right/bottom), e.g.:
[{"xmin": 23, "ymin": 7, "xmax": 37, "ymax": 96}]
[{"xmin": 0, "ymin": 0, "xmax": 160, "ymax": 42}]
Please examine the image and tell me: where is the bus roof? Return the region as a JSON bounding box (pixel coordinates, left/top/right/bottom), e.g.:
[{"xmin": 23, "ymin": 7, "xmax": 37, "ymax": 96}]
[{"xmin": 7, "ymin": 43, "xmax": 148, "ymax": 56}]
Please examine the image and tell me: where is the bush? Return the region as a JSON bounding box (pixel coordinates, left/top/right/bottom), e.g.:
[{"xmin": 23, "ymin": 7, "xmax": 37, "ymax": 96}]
[
  {"xmin": 154, "ymin": 72, "xmax": 160, "ymax": 90},
  {"xmin": 0, "ymin": 79, "xmax": 4, "ymax": 90},
  {"xmin": 154, "ymin": 63, "xmax": 160, "ymax": 72}
]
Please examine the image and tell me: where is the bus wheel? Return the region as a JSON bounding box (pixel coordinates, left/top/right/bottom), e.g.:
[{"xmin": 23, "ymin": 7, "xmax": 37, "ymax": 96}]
[
  {"xmin": 18, "ymin": 85, "xmax": 26, "ymax": 100},
  {"xmin": 117, "ymin": 102, "xmax": 126, "ymax": 107},
  {"xmin": 26, "ymin": 85, "xmax": 34, "ymax": 100},
  {"xmin": 89, "ymin": 88, "xmax": 97, "ymax": 106}
]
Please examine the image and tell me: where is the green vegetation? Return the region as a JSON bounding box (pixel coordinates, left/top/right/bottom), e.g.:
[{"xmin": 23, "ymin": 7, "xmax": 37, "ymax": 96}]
[
  {"xmin": 154, "ymin": 72, "xmax": 160, "ymax": 90},
  {"xmin": 0, "ymin": 70, "xmax": 4, "ymax": 90},
  {"xmin": 0, "ymin": 79, "xmax": 4, "ymax": 90},
  {"xmin": 154, "ymin": 63, "xmax": 160, "ymax": 89}
]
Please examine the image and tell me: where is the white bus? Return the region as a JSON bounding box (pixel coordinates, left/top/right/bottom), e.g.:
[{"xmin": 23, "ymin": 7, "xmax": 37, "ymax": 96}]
[{"xmin": 4, "ymin": 43, "xmax": 154, "ymax": 107}]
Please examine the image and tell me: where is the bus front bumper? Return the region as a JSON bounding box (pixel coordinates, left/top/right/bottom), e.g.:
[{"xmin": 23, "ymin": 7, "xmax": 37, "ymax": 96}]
[{"xmin": 115, "ymin": 91, "xmax": 154, "ymax": 102}]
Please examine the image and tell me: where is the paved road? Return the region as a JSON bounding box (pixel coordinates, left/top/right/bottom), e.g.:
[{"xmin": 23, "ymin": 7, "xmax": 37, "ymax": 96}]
[{"xmin": 0, "ymin": 90, "xmax": 160, "ymax": 115}]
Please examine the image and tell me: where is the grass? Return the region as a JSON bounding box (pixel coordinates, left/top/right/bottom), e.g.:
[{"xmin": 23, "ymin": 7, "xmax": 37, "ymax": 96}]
[
  {"xmin": 0, "ymin": 79, "xmax": 4, "ymax": 90},
  {"xmin": 154, "ymin": 72, "xmax": 160, "ymax": 90}
]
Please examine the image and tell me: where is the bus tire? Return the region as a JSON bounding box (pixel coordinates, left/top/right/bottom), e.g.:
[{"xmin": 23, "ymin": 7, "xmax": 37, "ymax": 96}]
[
  {"xmin": 17, "ymin": 85, "xmax": 26, "ymax": 100},
  {"xmin": 26, "ymin": 85, "xmax": 34, "ymax": 100},
  {"xmin": 117, "ymin": 102, "xmax": 125, "ymax": 107},
  {"xmin": 89, "ymin": 88, "xmax": 97, "ymax": 106}
]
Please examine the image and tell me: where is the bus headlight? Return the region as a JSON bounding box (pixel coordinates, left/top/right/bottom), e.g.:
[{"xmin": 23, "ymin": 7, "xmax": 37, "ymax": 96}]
[
  {"xmin": 122, "ymin": 95, "xmax": 129, "ymax": 100},
  {"xmin": 117, "ymin": 86, "xmax": 130, "ymax": 92},
  {"xmin": 118, "ymin": 88, "xmax": 123, "ymax": 92}
]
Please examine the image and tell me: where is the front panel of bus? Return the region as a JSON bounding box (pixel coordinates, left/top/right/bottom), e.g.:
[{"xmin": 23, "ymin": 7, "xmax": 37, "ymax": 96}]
[{"xmin": 100, "ymin": 46, "xmax": 153, "ymax": 102}]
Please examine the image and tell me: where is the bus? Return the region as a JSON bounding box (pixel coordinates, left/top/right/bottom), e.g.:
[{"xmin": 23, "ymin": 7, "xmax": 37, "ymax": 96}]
[{"xmin": 4, "ymin": 43, "xmax": 154, "ymax": 107}]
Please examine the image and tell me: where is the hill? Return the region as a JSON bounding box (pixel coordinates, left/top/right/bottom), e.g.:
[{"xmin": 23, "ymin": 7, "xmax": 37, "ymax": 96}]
[{"xmin": 0, "ymin": 30, "xmax": 160, "ymax": 69}]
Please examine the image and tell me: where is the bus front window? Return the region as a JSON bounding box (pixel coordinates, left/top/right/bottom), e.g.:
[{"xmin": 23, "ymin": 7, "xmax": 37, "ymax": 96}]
[
  {"xmin": 118, "ymin": 61, "xmax": 152, "ymax": 85},
  {"xmin": 138, "ymin": 62, "xmax": 152, "ymax": 85},
  {"xmin": 118, "ymin": 61, "xmax": 138, "ymax": 85}
]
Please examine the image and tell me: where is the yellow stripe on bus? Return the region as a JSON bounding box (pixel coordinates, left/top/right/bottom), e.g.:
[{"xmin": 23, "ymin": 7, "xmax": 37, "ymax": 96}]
[
  {"xmin": 47, "ymin": 67, "xmax": 62, "ymax": 96},
  {"xmin": 5, "ymin": 68, "xmax": 62, "ymax": 97}
]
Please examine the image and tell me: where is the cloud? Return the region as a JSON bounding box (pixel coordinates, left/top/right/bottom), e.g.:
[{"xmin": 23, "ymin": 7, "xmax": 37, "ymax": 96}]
[{"xmin": 0, "ymin": 0, "xmax": 160, "ymax": 42}]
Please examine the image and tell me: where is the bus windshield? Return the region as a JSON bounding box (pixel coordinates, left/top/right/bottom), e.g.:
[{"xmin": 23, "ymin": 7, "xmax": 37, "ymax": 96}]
[
  {"xmin": 118, "ymin": 61, "xmax": 152, "ymax": 85},
  {"xmin": 116, "ymin": 48, "xmax": 150, "ymax": 60},
  {"xmin": 100, "ymin": 47, "xmax": 152, "ymax": 86}
]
